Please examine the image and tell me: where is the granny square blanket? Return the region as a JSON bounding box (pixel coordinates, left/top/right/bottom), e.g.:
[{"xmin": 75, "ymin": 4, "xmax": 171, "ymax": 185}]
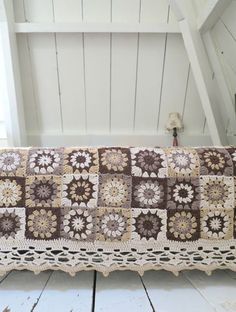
[{"xmin": 0, "ymin": 146, "xmax": 236, "ymax": 275}]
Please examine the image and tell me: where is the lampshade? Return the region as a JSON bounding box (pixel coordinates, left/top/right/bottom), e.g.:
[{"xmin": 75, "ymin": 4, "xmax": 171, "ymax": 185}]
[{"xmin": 165, "ymin": 112, "xmax": 183, "ymax": 131}]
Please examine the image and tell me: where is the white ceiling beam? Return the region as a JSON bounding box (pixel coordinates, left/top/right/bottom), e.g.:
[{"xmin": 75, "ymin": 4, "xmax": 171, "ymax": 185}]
[
  {"xmin": 14, "ymin": 22, "xmax": 180, "ymax": 34},
  {"xmin": 0, "ymin": 0, "xmax": 26, "ymax": 146},
  {"xmin": 198, "ymin": 0, "xmax": 232, "ymax": 33},
  {"xmin": 169, "ymin": 0, "xmax": 228, "ymax": 145}
]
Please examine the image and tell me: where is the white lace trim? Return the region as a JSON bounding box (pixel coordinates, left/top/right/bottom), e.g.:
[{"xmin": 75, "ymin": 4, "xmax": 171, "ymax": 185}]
[{"xmin": 0, "ymin": 240, "xmax": 235, "ymax": 275}]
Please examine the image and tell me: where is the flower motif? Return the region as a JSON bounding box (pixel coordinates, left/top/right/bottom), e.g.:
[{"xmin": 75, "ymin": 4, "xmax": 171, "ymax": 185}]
[
  {"xmin": 167, "ymin": 177, "xmax": 200, "ymax": 210},
  {"xmin": 26, "ymin": 208, "xmax": 59, "ymax": 239},
  {"xmin": 0, "ymin": 178, "xmax": 24, "ymax": 207},
  {"xmin": 0, "ymin": 149, "xmax": 27, "ymax": 176},
  {"xmin": 28, "ymin": 149, "xmax": 63, "ymax": 175},
  {"xmin": 0, "ymin": 152, "xmax": 20, "ymax": 172},
  {"xmin": 62, "ymin": 175, "xmax": 97, "ymax": 207},
  {"xmin": 98, "ymin": 148, "xmax": 131, "ymax": 174},
  {"xmin": 197, "ymin": 148, "xmax": 232, "ymax": 176},
  {"xmin": 98, "ymin": 174, "xmax": 131, "ymax": 208},
  {"xmin": 132, "ymin": 177, "xmax": 166, "ymax": 208},
  {"xmin": 131, "ymin": 148, "xmax": 167, "ymax": 177},
  {"xmin": 64, "ymin": 148, "xmax": 98, "ymax": 174},
  {"xmin": 0, "ymin": 208, "xmax": 25, "ymax": 239},
  {"xmin": 97, "ymin": 208, "xmax": 130, "ymax": 241},
  {"xmin": 200, "ymin": 176, "xmax": 234, "ymax": 209},
  {"xmin": 61, "ymin": 208, "xmax": 95, "ymax": 241},
  {"xmin": 201, "ymin": 209, "xmax": 233, "ymax": 239},
  {"xmin": 132, "ymin": 209, "xmax": 166, "ymax": 240},
  {"xmin": 166, "ymin": 148, "xmax": 199, "ymax": 177},
  {"xmin": 26, "ymin": 176, "xmax": 61, "ymax": 207},
  {"xmin": 167, "ymin": 210, "xmax": 199, "ymax": 241}
]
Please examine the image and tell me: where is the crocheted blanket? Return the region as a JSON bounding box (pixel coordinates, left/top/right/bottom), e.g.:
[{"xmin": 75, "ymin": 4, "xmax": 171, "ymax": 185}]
[{"xmin": 0, "ymin": 146, "xmax": 236, "ymax": 275}]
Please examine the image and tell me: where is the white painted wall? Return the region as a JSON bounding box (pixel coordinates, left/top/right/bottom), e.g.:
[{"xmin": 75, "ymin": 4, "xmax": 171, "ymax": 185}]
[
  {"xmin": 211, "ymin": 1, "xmax": 236, "ymax": 107},
  {"xmin": 12, "ymin": 0, "xmax": 218, "ymax": 147}
]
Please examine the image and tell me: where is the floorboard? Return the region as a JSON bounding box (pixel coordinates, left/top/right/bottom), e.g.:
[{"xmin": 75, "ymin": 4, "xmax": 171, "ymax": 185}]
[
  {"xmin": 0, "ymin": 270, "xmax": 51, "ymax": 312},
  {"xmin": 94, "ymin": 271, "xmax": 153, "ymax": 312},
  {"xmin": 142, "ymin": 270, "xmax": 215, "ymax": 312},
  {"xmin": 1, "ymin": 269, "xmax": 236, "ymax": 312},
  {"xmin": 33, "ymin": 271, "xmax": 94, "ymax": 312},
  {"xmin": 184, "ymin": 270, "xmax": 236, "ymax": 312}
]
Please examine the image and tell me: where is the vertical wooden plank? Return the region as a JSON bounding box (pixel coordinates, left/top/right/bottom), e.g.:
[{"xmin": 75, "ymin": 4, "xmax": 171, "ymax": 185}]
[
  {"xmin": 24, "ymin": 0, "xmax": 62, "ymax": 133},
  {"xmin": 157, "ymin": 34, "xmax": 189, "ymax": 133},
  {"xmin": 212, "ymin": 20, "xmax": 236, "ymax": 80},
  {"xmin": 0, "ymin": 270, "xmax": 51, "ymax": 312},
  {"xmin": 53, "ymin": 1, "xmax": 86, "ymax": 133},
  {"xmin": 140, "ymin": 0, "xmax": 169, "ymax": 23},
  {"xmin": 182, "ymin": 68, "xmax": 206, "ymax": 134},
  {"xmin": 24, "ymin": 0, "xmax": 53, "ymax": 22},
  {"xmin": 14, "ymin": 0, "xmax": 40, "ymax": 134},
  {"xmin": 134, "ymin": 34, "xmax": 166, "ymax": 132},
  {"xmin": 95, "ymin": 271, "xmax": 153, "ymax": 312},
  {"xmin": 83, "ymin": 0, "xmax": 111, "ymax": 132},
  {"xmin": 83, "ymin": 0, "xmax": 111, "ymax": 22},
  {"xmin": 53, "ymin": 0, "xmax": 82, "ymax": 22},
  {"xmin": 110, "ymin": 0, "xmax": 140, "ymax": 133},
  {"xmin": 33, "ymin": 271, "xmax": 94, "ymax": 312},
  {"xmin": 142, "ymin": 271, "xmax": 215, "ymax": 312},
  {"xmin": 27, "ymin": 34, "xmax": 62, "ymax": 132}
]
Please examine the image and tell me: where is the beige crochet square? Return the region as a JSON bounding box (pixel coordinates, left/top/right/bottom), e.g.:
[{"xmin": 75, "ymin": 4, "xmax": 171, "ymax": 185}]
[{"xmin": 200, "ymin": 208, "xmax": 234, "ymax": 240}]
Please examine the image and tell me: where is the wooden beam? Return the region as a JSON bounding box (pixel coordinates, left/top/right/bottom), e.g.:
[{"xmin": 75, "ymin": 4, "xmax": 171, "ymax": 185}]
[
  {"xmin": 198, "ymin": 0, "xmax": 232, "ymax": 33},
  {"xmin": 169, "ymin": 0, "xmax": 228, "ymax": 145},
  {"xmin": 203, "ymin": 31, "xmax": 236, "ymax": 135},
  {"xmin": 14, "ymin": 22, "xmax": 180, "ymax": 33},
  {"xmin": 0, "ymin": 0, "xmax": 26, "ymax": 146}
]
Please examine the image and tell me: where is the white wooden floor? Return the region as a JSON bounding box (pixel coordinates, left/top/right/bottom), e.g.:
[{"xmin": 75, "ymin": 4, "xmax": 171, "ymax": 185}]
[{"xmin": 0, "ymin": 269, "xmax": 236, "ymax": 312}]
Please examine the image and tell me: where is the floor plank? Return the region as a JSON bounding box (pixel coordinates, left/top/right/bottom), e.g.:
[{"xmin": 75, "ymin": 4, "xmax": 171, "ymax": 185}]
[
  {"xmin": 33, "ymin": 271, "xmax": 94, "ymax": 312},
  {"xmin": 94, "ymin": 271, "xmax": 153, "ymax": 312},
  {"xmin": 225, "ymin": 269, "xmax": 236, "ymax": 279},
  {"xmin": 0, "ymin": 270, "xmax": 52, "ymax": 312},
  {"xmin": 142, "ymin": 270, "xmax": 215, "ymax": 312},
  {"xmin": 184, "ymin": 270, "xmax": 236, "ymax": 312}
]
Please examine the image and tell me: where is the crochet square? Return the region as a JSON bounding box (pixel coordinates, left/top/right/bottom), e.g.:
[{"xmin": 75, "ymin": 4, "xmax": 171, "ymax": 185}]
[
  {"xmin": 200, "ymin": 208, "xmax": 233, "ymax": 240},
  {"xmin": 197, "ymin": 148, "xmax": 233, "ymax": 176},
  {"xmin": 98, "ymin": 147, "xmax": 131, "ymax": 175},
  {"xmin": 167, "ymin": 209, "xmax": 200, "ymax": 241},
  {"xmin": 200, "ymin": 176, "xmax": 234, "ymax": 209},
  {"xmin": 131, "ymin": 147, "xmax": 167, "ymax": 178},
  {"xmin": 27, "ymin": 148, "xmax": 63, "ymax": 175},
  {"xmin": 62, "ymin": 174, "xmax": 98, "ymax": 208},
  {"xmin": 167, "ymin": 177, "xmax": 200, "ymax": 210},
  {"xmin": 131, "ymin": 177, "xmax": 167, "ymax": 209},
  {"xmin": 25, "ymin": 175, "xmax": 61, "ymax": 208},
  {"xmin": 0, "ymin": 177, "xmax": 25, "ymax": 207},
  {"xmin": 26, "ymin": 208, "xmax": 60, "ymax": 240},
  {"xmin": 226, "ymin": 147, "xmax": 236, "ymax": 175},
  {"xmin": 61, "ymin": 207, "xmax": 96, "ymax": 242},
  {"xmin": 63, "ymin": 148, "xmax": 99, "ymax": 174},
  {"xmin": 96, "ymin": 207, "xmax": 131, "ymax": 241},
  {"xmin": 234, "ymin": 210, "xmax": 236, "ymax": 239},
  {"xmin": 98, "ymin": 174, "xmax": 131, "ymax": 208},
  {"xmin": 0, "ymin": 208, "xmax": 25, "ymax": 240},
  {"xmin": 0, "ymin": 149, "xmax": 28, "ymax": 177},
  {"xmin": 165, "ymin": 148, "xmax": 200, "ymax": 177},
  {"xmin": 131, "ymin": 208, "xmax": 166, "ymax": 241}
]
